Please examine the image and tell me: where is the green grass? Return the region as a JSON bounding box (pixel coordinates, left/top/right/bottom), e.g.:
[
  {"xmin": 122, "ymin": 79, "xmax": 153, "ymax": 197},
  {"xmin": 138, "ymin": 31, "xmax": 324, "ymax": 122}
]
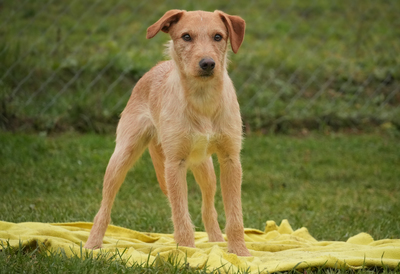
[
  {"xmin": 0, "ymin": 241, "xmax": 218, "ymax": 274},
  {"xmin": 1, "ymin": 132, "xmax": 399, "ymax": 273},
  {"xmin": 1, "ymin": 245, "xmax": 400, "ymax": 274},
  {"xmin": 1, "ymin": 0, "xmax": 399, "ymax": 133}
]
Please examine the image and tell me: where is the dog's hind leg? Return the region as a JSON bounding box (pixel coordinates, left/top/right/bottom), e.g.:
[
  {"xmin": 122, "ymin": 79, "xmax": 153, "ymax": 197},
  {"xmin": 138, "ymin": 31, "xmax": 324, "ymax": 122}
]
[
  {"xmin": 191, "ymin": 157, "xmax": 225, "ymax": 242},
  {"xmin": 148, "ymin": 140, "xmax": 167, "ymax": 196},
  {"xmin": 85, "ymin": 114, "xmax": 153, "ymax": 249}
]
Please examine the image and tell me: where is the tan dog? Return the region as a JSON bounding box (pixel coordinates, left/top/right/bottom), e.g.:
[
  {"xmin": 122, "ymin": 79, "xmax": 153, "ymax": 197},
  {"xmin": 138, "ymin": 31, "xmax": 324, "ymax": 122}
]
[{"xmin": 84, "ymin": 9, "xmax": 250, "ymax": 256}]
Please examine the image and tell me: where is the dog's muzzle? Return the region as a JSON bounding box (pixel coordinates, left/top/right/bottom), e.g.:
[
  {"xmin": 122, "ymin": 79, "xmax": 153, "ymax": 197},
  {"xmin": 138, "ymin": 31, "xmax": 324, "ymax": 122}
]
[{"xmin": 199, "ymin": 58, "xmax": 215, "ymax": 77}]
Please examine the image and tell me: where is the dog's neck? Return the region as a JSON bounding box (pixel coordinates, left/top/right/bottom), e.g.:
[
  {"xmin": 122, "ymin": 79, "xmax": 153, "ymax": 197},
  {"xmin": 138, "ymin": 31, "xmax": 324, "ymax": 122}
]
[
  {"xmin": 185, "ymin": 77, "xmax": 224, "ymax": 117},
  {"xmin": 168, "ymin": 67, "xmax": 224, "ymax": 117}
]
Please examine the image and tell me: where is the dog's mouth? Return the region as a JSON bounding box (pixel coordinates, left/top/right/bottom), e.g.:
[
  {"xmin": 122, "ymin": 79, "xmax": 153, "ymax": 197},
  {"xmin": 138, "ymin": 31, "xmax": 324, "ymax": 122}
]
[{"xmin": 198, "ymin": 71, "xmax": 214, "ymax": 78}]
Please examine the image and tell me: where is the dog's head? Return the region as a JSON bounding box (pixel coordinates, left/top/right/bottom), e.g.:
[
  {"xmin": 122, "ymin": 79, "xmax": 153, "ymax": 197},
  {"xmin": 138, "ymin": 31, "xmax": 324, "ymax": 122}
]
[{"xmin": 146, "ymin": 10, "xmax": 245, "ymax": 80}]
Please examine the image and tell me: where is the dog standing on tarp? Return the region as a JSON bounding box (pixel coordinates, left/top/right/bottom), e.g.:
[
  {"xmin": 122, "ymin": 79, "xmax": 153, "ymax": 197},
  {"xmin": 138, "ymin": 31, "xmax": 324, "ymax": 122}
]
[{"xmin": 84, "ymin": 9, "xmax": 250, "ymax": 256}]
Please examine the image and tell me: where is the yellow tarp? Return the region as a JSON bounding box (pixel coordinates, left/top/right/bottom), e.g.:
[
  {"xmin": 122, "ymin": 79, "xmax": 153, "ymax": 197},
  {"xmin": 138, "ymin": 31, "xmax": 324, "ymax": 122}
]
[{"xmin": 1, "ymin": 219, "xmax": 399, "ymax": 273}]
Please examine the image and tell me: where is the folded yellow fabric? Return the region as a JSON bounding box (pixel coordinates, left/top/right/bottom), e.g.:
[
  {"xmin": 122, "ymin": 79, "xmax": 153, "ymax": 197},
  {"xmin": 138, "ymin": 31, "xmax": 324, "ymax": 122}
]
[{"xmin": 1, "ymin": 219, "xmax": 399, "ymax": 273}]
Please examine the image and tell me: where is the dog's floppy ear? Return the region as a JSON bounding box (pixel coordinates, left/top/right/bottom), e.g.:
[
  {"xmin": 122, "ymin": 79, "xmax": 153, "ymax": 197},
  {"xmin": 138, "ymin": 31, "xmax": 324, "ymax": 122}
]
[
  {"xmin": 147, "ymin": 10, "xmax": 185, "ymax": 39},
  {"xmin": 215, "ymin": 11, "xmax": 246, "ymax": 54}
]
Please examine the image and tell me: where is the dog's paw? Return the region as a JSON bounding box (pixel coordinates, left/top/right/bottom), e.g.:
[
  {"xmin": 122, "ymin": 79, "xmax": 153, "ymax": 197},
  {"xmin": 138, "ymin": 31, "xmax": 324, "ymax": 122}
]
[
  {"xmin": 176, "ymin": 240, "xmax": 196, "ymax": 248},
  {"xmin": 84, "ymin": 241, "xmax": 102, "ymax": 250},
  {"xmin": 208, "ymin": 233, "xmax": 225, "ymax": 242},
  {"xmin": 228, "ymin": 244, "xmax": 251, "ymax": 256}
]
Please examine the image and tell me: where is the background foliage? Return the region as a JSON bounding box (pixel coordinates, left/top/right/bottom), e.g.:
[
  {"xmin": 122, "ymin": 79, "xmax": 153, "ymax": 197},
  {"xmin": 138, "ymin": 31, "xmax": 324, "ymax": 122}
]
[{"xmin": 1, "ymin": 0, "xmax": 399, "ymax": 134}]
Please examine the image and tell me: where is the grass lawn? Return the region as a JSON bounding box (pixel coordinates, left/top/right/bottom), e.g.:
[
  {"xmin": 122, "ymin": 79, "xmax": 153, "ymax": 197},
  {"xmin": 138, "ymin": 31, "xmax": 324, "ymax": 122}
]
[{"xmin": 1, "ymin": 132, "xmax": 399, "ymax": 273}]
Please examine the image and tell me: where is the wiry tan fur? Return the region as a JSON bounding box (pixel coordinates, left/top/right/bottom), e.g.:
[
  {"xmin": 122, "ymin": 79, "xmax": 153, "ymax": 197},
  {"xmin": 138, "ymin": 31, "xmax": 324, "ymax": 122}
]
[{"xmin": 84, "ymin": 9, "xmax": 250, "ymax": 256}]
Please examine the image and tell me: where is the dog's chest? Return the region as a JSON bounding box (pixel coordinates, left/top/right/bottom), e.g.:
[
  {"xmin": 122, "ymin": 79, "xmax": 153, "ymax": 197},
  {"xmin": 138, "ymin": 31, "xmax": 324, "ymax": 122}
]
[{"xmin": 188, "ymin": 133, "xmax": 217, "ymax": 164}]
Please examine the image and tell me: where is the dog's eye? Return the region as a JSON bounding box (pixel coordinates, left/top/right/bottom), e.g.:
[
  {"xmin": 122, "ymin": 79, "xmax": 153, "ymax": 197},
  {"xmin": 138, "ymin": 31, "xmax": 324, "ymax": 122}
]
[
  {"xmin": 182, "ymin": 34, "xmax": 191, "ymax": 41},
  {"xmin": 214, "ymin": 34, "xmax": 222, "ymax": 41}
]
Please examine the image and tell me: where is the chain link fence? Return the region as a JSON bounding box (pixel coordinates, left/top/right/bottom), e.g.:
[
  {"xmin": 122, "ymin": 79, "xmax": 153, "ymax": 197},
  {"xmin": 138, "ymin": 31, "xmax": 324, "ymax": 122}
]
[{"xmin": 1, "ymin": 0, "xmax": 399, "ymax": 134}]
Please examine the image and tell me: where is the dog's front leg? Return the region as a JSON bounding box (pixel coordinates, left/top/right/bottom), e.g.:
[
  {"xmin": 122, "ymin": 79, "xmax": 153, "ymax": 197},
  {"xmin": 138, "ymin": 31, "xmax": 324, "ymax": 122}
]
[
  {"xmin": 165, "ymin": 158, "xmax": 195, "ymax": 248},
  {"xmin": 218, "ymin": 154, "xmax": 251, "ymax": 256}
]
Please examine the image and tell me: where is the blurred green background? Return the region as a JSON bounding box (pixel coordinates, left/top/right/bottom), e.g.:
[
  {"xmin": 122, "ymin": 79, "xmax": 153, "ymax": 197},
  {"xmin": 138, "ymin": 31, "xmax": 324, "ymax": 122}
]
[{"xmin": 1, "ymin": 0, "xmax": 399, "ymax": 134}]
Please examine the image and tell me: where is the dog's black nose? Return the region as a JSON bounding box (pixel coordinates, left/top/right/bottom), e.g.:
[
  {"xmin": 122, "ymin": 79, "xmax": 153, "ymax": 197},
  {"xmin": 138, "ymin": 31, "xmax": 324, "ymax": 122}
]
[{"xmin": 199, "ymin": 58, "xmax": 215, "ymax": 72}]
